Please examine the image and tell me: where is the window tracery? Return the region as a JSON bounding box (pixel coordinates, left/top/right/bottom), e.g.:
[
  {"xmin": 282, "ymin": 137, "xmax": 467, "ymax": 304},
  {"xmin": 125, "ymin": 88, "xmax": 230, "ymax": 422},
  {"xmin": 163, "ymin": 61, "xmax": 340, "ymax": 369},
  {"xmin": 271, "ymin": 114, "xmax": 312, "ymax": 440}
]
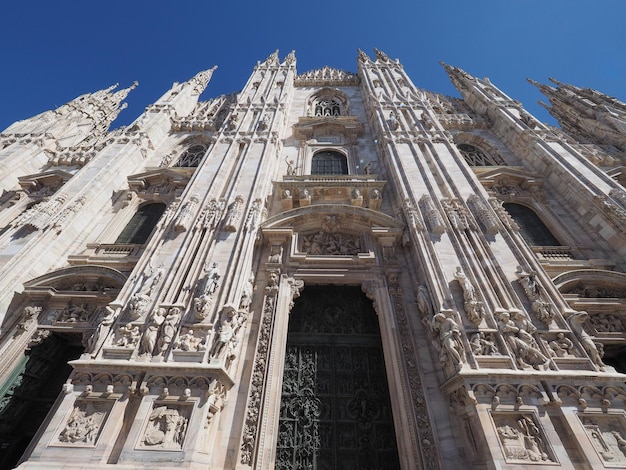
[
  {"xmin": 457, "ymin": 143, "xmax": 505, "ymax": 166},
  {"xmin": 308, "ymin": 89, "xmax": 349, "ymax": 117},
  {"xmin": 174, "ymin": 144, "xmax": 207, "ymax": 168}
]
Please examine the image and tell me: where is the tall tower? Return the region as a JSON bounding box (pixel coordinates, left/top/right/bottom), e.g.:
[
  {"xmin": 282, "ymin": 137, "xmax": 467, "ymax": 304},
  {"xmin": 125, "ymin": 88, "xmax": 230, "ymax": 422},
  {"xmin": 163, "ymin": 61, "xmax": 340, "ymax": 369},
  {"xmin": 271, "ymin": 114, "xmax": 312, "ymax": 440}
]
[{"xmin": 0, "ymin": 50, "xmax": 625, "ymax": 469}]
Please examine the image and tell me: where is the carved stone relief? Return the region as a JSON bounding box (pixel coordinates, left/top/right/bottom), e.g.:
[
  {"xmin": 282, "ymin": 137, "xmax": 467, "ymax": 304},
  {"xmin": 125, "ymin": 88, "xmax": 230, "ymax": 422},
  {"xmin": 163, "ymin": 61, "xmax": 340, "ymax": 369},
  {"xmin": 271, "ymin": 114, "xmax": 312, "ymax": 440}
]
[
  {"xmin": 580, "ymin": 415, "xmax": 626, "ymax": 463},
  {"xmin": 495, "ymin": 310, "xmax": 549, "ymax": 370},
  {"xmin": 301, "ymin": 231, "xmax": 361, "ymax": 256},
  {"xmin": 492, "ymin": 413, "xmax": 554, "ymax": 463},
  {"xmin": 469, "ymin": 332, "xmax": 501, "ymax": 356},
  {"xmin": 56, "ymin": 400, "xmax": 113, "ymax": 446},
  {"xmin": 138, "ymin": 404, "xmax": 191, "ymax": 450}
]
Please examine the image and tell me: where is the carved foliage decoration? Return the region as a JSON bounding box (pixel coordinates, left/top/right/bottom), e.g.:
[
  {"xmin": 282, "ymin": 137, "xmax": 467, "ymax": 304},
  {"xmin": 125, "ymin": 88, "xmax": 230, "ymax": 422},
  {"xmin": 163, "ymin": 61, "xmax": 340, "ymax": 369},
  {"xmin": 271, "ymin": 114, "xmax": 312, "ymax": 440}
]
[
  {"xmin": 386, "ymin": 280, "xmax": 440, "ymax": 469},
  {"xmin": 240, "ymin": 274, "xmax": 281, "ymax": 465},
  {"xmin": 295, "ymin": 66, "xmax": 359, "ymax": 87}
]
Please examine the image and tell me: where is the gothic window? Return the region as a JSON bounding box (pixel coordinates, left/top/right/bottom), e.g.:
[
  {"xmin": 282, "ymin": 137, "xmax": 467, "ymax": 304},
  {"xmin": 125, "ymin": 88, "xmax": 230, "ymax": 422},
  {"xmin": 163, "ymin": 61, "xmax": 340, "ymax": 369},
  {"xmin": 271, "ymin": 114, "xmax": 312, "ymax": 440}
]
[
  {"xmin": 313, "ymin": 98, "xmax": 342, "ymax": 117},
  {"xmin": 503, "ymin": 203, "xmax": 561, "ymax": 246},
  {"xmin": 457, "ymin": 143, "xmax": 505, "ymax": 166},
  {"xmin": 311, "ymin": 151, "xmax": 348, "ymax": 175},
  {"xmin": 174, "ymin": 144, "xmax": 207, "ymax": 168},
  {"xmin": 277, "ymin": 286, "xmax": 400, "ymax": 469},
  {"xmin": 115, "ymin": 203, "xmax": 166, "ymax": 245}
]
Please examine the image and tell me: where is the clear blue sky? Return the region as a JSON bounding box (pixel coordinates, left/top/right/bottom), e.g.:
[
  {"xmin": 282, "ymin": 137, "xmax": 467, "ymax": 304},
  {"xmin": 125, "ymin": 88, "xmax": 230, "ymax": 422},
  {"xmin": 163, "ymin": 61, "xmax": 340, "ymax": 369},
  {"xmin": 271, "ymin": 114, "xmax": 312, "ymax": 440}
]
[{"xmin": 1, "ymin": 1, "xmax": 624, "ymax": 131}]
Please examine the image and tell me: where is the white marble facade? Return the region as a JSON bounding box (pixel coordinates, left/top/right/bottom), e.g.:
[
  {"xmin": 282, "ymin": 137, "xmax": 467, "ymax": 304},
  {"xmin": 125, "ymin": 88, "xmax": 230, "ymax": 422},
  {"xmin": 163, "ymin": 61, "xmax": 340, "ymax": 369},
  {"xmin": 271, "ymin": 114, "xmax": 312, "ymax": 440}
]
[{"xmin": 0, "ymin": 49, "xmax": 624, "ymax": 469}]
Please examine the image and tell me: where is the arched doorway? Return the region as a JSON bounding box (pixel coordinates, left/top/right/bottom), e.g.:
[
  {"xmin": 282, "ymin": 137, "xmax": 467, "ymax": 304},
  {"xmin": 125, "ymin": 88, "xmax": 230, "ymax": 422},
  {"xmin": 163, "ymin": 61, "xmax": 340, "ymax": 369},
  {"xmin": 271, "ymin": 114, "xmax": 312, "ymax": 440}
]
[
  {"xmin": 276, "ymin": 285, "xmax": 400, "ymax": 469},
  {"xmin": 0, "ymin": 334, "xmax": 83, "ymax": 469}
]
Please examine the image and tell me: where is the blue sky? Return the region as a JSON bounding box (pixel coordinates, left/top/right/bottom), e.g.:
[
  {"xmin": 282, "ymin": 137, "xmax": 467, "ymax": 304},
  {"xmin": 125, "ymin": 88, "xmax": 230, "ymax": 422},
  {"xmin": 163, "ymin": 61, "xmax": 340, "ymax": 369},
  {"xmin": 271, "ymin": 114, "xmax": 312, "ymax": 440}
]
[{"xmin": 1, "ymin": 1, "xmax": 624, "ymax": 131}]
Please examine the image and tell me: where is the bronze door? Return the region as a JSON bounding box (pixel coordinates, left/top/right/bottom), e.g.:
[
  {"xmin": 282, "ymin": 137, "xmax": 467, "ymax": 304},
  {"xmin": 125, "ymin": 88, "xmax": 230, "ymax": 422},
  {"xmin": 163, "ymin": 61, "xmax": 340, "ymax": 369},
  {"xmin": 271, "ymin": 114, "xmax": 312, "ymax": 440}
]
[{"xmin": 277, "ymin": 285, "xmax": 400, "ymax": 470}]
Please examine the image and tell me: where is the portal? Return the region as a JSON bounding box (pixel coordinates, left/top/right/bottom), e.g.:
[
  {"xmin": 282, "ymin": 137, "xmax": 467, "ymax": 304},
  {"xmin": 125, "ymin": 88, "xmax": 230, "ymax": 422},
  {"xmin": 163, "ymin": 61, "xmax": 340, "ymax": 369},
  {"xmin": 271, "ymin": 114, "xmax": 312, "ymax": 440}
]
[{"xmin": 276, "ymin": 285, "xmax": 400, "ymax": 469}]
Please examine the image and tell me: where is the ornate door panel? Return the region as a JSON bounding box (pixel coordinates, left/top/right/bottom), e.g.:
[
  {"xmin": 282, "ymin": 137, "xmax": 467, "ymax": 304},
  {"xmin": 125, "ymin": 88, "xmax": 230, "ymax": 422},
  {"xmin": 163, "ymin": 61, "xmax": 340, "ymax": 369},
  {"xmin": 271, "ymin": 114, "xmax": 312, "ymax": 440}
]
[{"xmin": 277, "ymin": 286, "xmax": 400, "ymax": 470}]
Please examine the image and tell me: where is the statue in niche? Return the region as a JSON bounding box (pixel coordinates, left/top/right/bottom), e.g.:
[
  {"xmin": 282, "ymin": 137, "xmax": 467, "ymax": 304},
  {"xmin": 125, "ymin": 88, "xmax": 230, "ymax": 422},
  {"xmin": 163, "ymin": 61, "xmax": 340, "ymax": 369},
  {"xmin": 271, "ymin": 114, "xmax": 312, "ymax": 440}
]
[
  {"xmin": 157, "ymin": 307, "xmax": 181, "ymax": 356},
  {"xmin": 431, "ymin": 311, "xmax": 465, "ymax": 368},
  {"xmin": 389, "ymin": 111, "xmax": 399, "ymax": 130},
  {"xmin": 454, "ymin": 267, "xmax": 484, "ymax": 324},
  {"xmin": 139, "ymin": 307, "xmax": 166, "ymax": 356},
  {"xmin": 210, "ymin": 312, "xmax": 236, "ymax": 359},
  {"xmin": 211, "ymin": 305, "xmax": 246, "ymax": 361},
  {"xmin": 268, "ymin": 245, "xmax": 283, "ymax": 264},
  {"xmin": 143, "ymin": 406, "xmax": 188, "ymax": 449},
  {"xmin": 454, "ymin": 267, "xmax": 475, "ymax": 301},
  {"xmin": 239, "ymin": 271, "xmax": 255, "ymax": 311},
  {"xmin": 362, "ymin": 161, "xmax": 376, "ymax": 175},
  {"xmin": 203, "ymin": 262, "xmax": 220, "ymax": 295},
  {"xmin": 141, "ymin": 262, "xmax": 165, "ymax": 297},
  {"xmin": 568, "ymin": 311, "xmax": 605, "ymax": 370},
  {"xmin": 58, "ymin": 401, "xmax": 109, "ymax": 445},
  {"xmin": 416, "ymin": 285, "xmax": 434, "ymax": 318},
  {"xmin": 194, "ymin": 262, "xmax": 220, "ymax": 320},
  {"xmin": 496, "ymin": 310, "xmax": 549, "ymax": 370},
  {"xmin": 516, "ymin": 266, "xmax": 540, "ymax": 299}
]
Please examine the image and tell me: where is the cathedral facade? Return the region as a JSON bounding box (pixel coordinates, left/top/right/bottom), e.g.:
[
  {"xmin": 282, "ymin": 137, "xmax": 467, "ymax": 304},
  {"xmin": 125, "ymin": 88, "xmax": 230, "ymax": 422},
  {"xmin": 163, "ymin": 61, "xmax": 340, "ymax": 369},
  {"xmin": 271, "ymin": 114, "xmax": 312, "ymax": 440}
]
[{"xmin": 0, "ymin": 49, "xmax": 626, "ymax": 469}]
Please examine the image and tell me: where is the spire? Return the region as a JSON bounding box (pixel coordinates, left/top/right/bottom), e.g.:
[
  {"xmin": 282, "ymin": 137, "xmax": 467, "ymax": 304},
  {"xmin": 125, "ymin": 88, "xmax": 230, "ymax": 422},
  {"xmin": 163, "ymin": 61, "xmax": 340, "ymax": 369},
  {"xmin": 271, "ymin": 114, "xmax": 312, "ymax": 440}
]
[
  {"xmin": 440, "ymin": 62, "xmax": 475, "ymax": 92},
  {"xmin": 259, "ymin": 50, "xmax": 279, "ymax": 67},
  {"xmin": 527, "ymin": 78, "xmax": 557, "ymax": 99},
  {"xmin": 374, "ymin": 48, "xmax": 391, "ymax": 63},
  {"xmin": 111, "ymin": 81, "xmax": 139, "ymax": 106},
  {"xmin": 186, "ymin": 66, "xmax": 218, "ymax": 95},
  {"xmin": 283, "ymin": 50, "xmax": 296, "ymax": 66},
  {"xmin": 357, "ymin": 48, "xmax": 371, "ymax": 63}
]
